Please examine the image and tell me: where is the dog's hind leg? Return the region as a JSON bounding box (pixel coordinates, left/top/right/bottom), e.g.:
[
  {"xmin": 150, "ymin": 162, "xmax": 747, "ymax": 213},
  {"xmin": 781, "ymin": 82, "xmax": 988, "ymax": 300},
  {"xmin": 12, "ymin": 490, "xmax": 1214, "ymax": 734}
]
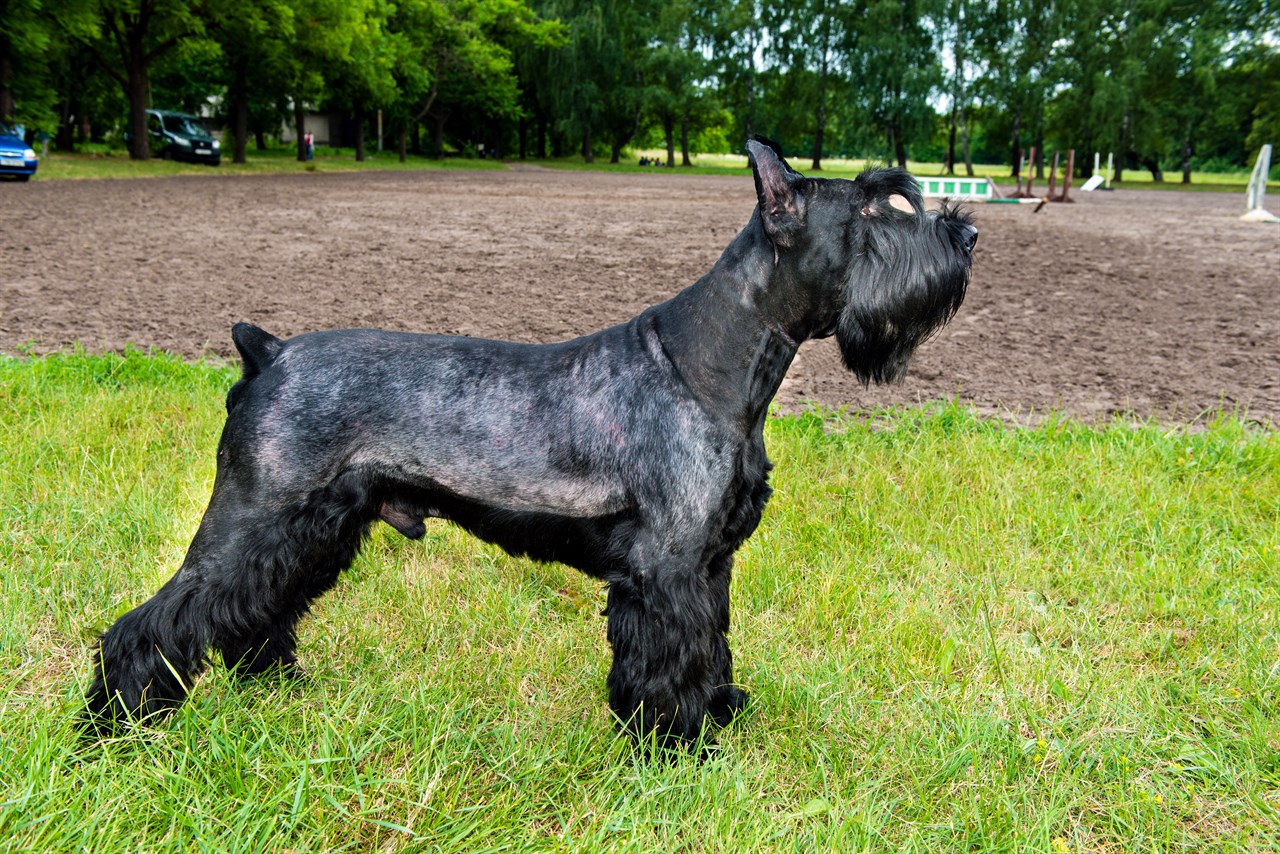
[
  {"xmin": 82, "ymin": 468, "xmax": 372, "ymax": 734},
  {"xmin": 218, "ymin": 515, "xmax": 365, "ymax": 681},
  {"xmin": 605, "ymin": 534, "xmax": 718, "ymax": 749}
]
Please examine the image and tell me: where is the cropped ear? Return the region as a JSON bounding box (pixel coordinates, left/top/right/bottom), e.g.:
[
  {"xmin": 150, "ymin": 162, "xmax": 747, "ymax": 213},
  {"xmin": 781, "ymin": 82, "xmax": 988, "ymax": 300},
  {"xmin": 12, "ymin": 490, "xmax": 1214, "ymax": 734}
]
[{"xmin": 746, "ymin": 137, "xmax": 806, "ymax": 250}]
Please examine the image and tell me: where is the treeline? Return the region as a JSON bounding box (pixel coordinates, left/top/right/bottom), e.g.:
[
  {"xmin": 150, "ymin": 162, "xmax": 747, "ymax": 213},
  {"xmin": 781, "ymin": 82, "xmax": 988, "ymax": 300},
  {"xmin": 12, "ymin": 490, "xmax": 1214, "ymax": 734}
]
[{"xmin": 3, "ymin": 0, "xmax": 1278, "ymax": 179}]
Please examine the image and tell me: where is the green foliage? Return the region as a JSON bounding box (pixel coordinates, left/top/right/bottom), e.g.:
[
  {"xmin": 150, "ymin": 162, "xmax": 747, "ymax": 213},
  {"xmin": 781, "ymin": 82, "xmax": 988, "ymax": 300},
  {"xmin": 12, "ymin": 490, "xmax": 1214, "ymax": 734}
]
[
  {"xmin": 2, "ymin": 354, "xmax": 1279, "ymax": 850},
  {"xmin": 16, "ymin": 0, "xmax": 1280, "ymax": 172}
]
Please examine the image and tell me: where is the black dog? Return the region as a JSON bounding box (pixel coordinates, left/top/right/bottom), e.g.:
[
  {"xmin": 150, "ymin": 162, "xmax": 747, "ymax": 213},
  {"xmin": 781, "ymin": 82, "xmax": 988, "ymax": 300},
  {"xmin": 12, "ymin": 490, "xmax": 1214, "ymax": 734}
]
[{"xmin": 82, "ymin": 139, "xmax": 976, "ymax": 748}]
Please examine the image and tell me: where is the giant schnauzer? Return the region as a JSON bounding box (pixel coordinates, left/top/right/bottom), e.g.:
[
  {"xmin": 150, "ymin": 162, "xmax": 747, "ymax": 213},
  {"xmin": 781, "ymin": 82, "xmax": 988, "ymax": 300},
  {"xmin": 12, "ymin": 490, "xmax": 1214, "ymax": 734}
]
[{"xmin": 81, "ymin": 139, "xmax": 976, "ymax": 749}]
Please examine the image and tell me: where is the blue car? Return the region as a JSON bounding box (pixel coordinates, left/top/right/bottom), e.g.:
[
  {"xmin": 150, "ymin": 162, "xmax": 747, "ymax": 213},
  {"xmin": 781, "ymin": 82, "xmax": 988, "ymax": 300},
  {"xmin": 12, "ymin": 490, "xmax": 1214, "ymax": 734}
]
[{"xmin": 0, "ymin": 123, "xmax": 38, "ymax": 181}]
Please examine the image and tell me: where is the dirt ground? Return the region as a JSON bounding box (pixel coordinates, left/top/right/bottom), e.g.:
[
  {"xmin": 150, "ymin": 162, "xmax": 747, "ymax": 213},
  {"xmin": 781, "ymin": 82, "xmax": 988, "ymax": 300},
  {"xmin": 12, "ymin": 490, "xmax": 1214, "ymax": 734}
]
[{"xmin": 4, "ymin": 166, "xmax": 1278, "ymax": 426}]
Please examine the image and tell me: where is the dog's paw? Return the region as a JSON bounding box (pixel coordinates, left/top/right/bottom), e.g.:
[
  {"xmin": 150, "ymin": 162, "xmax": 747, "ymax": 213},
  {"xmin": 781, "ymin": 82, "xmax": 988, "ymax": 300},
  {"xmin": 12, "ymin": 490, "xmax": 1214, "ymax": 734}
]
[
  {"xmin": 709, "ymin": 685, "xmax": 750, "ymax": 727},
  {"xmin": 231, "ymin": 656, "xmax": 307, "ymax": 684}
]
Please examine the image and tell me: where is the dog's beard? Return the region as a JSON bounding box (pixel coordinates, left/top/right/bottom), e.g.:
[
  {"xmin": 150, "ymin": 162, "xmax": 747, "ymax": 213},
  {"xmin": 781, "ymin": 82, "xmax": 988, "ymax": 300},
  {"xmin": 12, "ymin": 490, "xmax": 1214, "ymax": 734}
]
[{"xmin": 835, "ymin": 209, "xmax": 972, "ymax": 386}]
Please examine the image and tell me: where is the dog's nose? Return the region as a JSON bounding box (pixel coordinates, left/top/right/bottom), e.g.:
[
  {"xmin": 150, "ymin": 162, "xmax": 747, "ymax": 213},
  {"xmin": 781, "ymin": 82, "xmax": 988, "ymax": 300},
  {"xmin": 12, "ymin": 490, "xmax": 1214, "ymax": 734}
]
[{"xmin": 962, "ymin": 224, "xmax": 978, "ymax": 253}]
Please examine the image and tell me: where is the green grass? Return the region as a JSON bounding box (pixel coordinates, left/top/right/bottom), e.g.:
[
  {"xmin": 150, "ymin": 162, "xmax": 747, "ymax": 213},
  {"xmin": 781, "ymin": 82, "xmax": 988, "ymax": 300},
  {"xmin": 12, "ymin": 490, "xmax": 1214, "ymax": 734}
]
[
  {"xmin": 31, "ymin": 146, "xmax": 509, "ymax": 181},
  {"xmin": 2, "ymin": 351, "xmax": 1278, "ymax": 851}
]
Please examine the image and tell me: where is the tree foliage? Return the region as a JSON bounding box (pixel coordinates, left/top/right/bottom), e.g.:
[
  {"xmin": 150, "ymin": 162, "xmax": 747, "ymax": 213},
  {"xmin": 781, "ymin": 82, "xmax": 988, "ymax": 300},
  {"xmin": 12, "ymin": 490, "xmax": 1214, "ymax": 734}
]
[{"xmin": 7, "ymin": 0, "xmax": 1274, "ymax": 173}]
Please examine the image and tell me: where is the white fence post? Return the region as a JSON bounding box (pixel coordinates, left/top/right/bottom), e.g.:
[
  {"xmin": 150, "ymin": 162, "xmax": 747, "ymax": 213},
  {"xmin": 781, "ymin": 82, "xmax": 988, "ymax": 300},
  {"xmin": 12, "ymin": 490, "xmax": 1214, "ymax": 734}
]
[{"xmin": 1241, "ymin": 144, "xmax": 1277, "ymax": 222}]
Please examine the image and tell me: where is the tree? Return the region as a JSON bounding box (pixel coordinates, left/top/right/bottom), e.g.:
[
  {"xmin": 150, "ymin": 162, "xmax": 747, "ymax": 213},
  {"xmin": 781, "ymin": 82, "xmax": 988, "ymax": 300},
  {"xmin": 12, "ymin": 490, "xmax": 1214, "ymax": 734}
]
[
  {"xmin": 970, "ymin": 0, "xmax": 1064, "ymax": 177},
  {"xmin": 942, "ymin": 0, "xmax": 976, "ymax": 175},
  {"xmin": 706, "ymin": 0, "xmax": 763, "ymax": 142},
  {"xmin": 764, "ymin": 0, "xmax": 860, "ymax": 169},
  {"xmin": 531, "ymin": 0, "xmax": 647, "ymax": 163},
  {"xmin": 282, "ymin": 0, "xmax": 363, "ymax": 161},
  {"xmin": 391, "ymin": 0, "xmax": 562, "ymax": 161},
  {"xmin": 2, "ymin": 0, "xmax": 54, "ymax": 125},
  {"xmin": 5, "ymin": 0, "xmax": 101, "ymax": 142},
  {"xmin": 851, "ymin": 0, "xmax": 943, "ymax": 167},
  {"xmin": 71, "ymin": 0, "xmax": 210, "ymax": 159},
  {"xmin": 324, "ymin": 0, "xmax": 396, "ymax": 161},
  {"xmin": 645, "ymin": 2, "xmax": 710, "ymax": 167},
  {"xmin": 204, "ymin": 0, "xmax": 296, "ymax": 163}
]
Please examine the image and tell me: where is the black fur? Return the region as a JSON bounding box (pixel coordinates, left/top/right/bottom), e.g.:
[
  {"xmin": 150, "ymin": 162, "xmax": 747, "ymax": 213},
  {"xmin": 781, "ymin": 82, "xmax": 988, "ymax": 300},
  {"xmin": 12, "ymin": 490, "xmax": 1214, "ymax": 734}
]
[{"xmin": 80, "ymin": 140, "xmax": 976, "ymax": 749}]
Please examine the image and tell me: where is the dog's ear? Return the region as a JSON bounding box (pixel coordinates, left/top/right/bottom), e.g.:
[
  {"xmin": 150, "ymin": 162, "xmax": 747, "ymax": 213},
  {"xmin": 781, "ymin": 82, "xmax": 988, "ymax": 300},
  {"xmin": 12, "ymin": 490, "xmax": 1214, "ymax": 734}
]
[
  {"xmin": 746, "ymin": 137, "xmax": 805, "ymax": 250},
  {"xmin": 750, "ymin": 135, "xmax": 803, "ymax": 177},
  {"xmin": 231, "ymin": 322, "xmax": 282, "ymax": 379}
]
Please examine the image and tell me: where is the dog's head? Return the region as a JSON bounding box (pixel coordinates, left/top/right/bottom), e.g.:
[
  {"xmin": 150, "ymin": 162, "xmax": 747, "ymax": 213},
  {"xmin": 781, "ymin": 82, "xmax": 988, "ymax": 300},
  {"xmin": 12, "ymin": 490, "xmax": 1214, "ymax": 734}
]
[{"xmin": 746, "ymin": 137, "xmax": 976, "ymax": 386}]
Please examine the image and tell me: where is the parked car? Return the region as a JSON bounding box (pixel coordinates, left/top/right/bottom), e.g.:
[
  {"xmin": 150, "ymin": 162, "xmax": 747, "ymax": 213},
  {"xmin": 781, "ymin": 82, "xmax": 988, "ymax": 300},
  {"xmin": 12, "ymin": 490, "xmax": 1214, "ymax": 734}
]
[
  {"xmin": 123, "ymin": 110, "xmax": 221, "ymax": 165},
  {"xmin": 0, "ymin": 123, "xmax": 38, "ymax": 181}
]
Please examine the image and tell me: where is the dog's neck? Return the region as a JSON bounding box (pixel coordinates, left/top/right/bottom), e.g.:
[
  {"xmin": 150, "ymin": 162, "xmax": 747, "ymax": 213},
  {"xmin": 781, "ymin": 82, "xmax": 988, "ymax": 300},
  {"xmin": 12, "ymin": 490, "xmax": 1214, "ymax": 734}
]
[{"xmin": 644, "ymin": 214, "xmax": 820, "ymax": 430}]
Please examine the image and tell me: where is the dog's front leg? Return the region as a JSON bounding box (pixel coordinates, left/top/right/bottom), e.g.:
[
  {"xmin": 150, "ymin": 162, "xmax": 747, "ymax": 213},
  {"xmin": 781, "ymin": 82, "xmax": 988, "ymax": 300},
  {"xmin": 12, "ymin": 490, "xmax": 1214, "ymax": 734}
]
[
  {"xmin": 604, "ymin": 535, "xmax": 717, "ymax": 750},
  {"xmin": 705, "ymin": 552, "xmax": 749, "ymax": 726}
]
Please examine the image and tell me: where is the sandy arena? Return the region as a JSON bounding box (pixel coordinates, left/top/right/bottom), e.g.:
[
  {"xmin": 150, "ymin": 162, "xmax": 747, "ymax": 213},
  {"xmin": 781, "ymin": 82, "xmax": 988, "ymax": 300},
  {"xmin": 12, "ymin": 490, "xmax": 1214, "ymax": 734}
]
[{"xmin": 3, "ymin": 166, "xmax": 1277, "ymax": 426}]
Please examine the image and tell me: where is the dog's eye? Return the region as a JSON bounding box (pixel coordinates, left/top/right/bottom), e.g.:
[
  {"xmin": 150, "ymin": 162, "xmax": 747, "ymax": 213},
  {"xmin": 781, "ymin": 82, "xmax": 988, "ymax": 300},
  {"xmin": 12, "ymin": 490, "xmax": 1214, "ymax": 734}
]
[{"xmin": 860, "ymin": 204, "xmax": 879, "ymax": 217}]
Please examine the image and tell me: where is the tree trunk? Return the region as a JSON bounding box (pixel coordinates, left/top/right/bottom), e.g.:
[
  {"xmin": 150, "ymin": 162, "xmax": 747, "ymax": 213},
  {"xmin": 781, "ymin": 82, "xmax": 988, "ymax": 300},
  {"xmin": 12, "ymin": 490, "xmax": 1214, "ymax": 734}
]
[
  {"xmin": 1142, "ymin": 155, "xmax": 1162, "ymax": 182},
  {"xmin": 680, "ymin": 109, "xmax": 691, "ymax": 166},
  {"xmin": 255, "ymin": 129, "xmax": 266, "ymax": 151},
  {"xmin": 0, "ymin": 52, "xmax": 14, "ymax": 123},
  {"xmin": 354, "ymin": 112, "xmax": 366, "ymax": 161},
  {"xmin": 582, "ymin": 125, "xmax": 592, "ymax": 163},
  {"xmin": 952, "ymin": 3, "xmax": 972, "ymax": 176},
  {"xmin": 398, "ymin": 127, "xmax": 407, "ymax": 163},
  {"xmin": 662, "ymin": 112, "xmax": 674, "ymax": 167},
  {"xmin": 518, "ymin": 116, "xmax": 527, "ymax": 160},
  {"xmin": 537, "ymin": 111, "xmax": 547, "ymax": 158},
  {"xmin": 946, "ymin": 101, "xmax": 957, "ymax": 175},
  {"xmin": 1009, "ymin": 110, "xmax": 1022, "ymax": 178},
  {"xmin": 744, "ymin": 73, "xmax": 754, "ymax": 140},
  {"xmin": 1181, "ymin": 139, "xmax": 1193, "ymax": 184},
  {"xmin": 230, "ymin": 57, "xmax": 249, "ymax": 164},
  {"xmin": 892, "ymin": 120, "xmax": 907, "ymax": 168},
  {"xmin": 611, "ymin": 104, "xmax": 642, "ymax": 165},
  {"xmin": 1114, "ymin": 109, "xmax": 1129, "ymax": 182},
  {"xmin": 432, "ymin": 112, "xmax": 445, "ymax": 158},
  {"xmin": 56, "ymin": 97, "xmax": 77, "ymax": 151},
  {"xmin": 811, "ymin": 7, "xmax": 830, "ymax": 171},
  {"xmin": 295, "ymin": 101, "xmax": 307, "ymax": 162},
  {"xmin": 1033, "ymin": 129, "xmax": 1045, "ymax": 179},
  {"xmin": 125, "ymin": 48, "xmax": 151, "ymax": 160},
  {"xmin": 812, "ymin": 97, "xmax": 825, "ymax": 170}
]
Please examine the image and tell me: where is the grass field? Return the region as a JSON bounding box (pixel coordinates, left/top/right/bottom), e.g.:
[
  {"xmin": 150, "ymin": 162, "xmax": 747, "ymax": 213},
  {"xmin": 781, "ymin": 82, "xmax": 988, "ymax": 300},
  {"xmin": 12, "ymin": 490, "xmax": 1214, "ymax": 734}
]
[
  {"xmin": 26, "ymin": 144, "xmax": 1278, "ymax": 193},
  {"xmin": 28, "ymin": 146, "xmax": 510, "ymax": 181},
  {"xmin": 2, "ymin": 350, "xmax": 1278, "ymax": 851}
]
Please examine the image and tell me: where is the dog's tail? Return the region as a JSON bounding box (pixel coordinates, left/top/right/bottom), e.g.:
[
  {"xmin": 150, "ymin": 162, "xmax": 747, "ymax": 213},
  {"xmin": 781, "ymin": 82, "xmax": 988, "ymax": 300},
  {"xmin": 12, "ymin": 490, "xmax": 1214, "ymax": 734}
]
[{"xmin": 227, "ymin": 323, "xmax": 282, "ymax": 412}]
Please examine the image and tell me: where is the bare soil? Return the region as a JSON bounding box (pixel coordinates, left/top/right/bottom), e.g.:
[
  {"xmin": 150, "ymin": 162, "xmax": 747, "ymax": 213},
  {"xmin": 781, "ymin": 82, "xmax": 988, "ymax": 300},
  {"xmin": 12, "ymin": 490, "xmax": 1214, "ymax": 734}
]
[{"xmin": 4, "ymin": 167, "xmax": 1278, "ymax": 425}]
